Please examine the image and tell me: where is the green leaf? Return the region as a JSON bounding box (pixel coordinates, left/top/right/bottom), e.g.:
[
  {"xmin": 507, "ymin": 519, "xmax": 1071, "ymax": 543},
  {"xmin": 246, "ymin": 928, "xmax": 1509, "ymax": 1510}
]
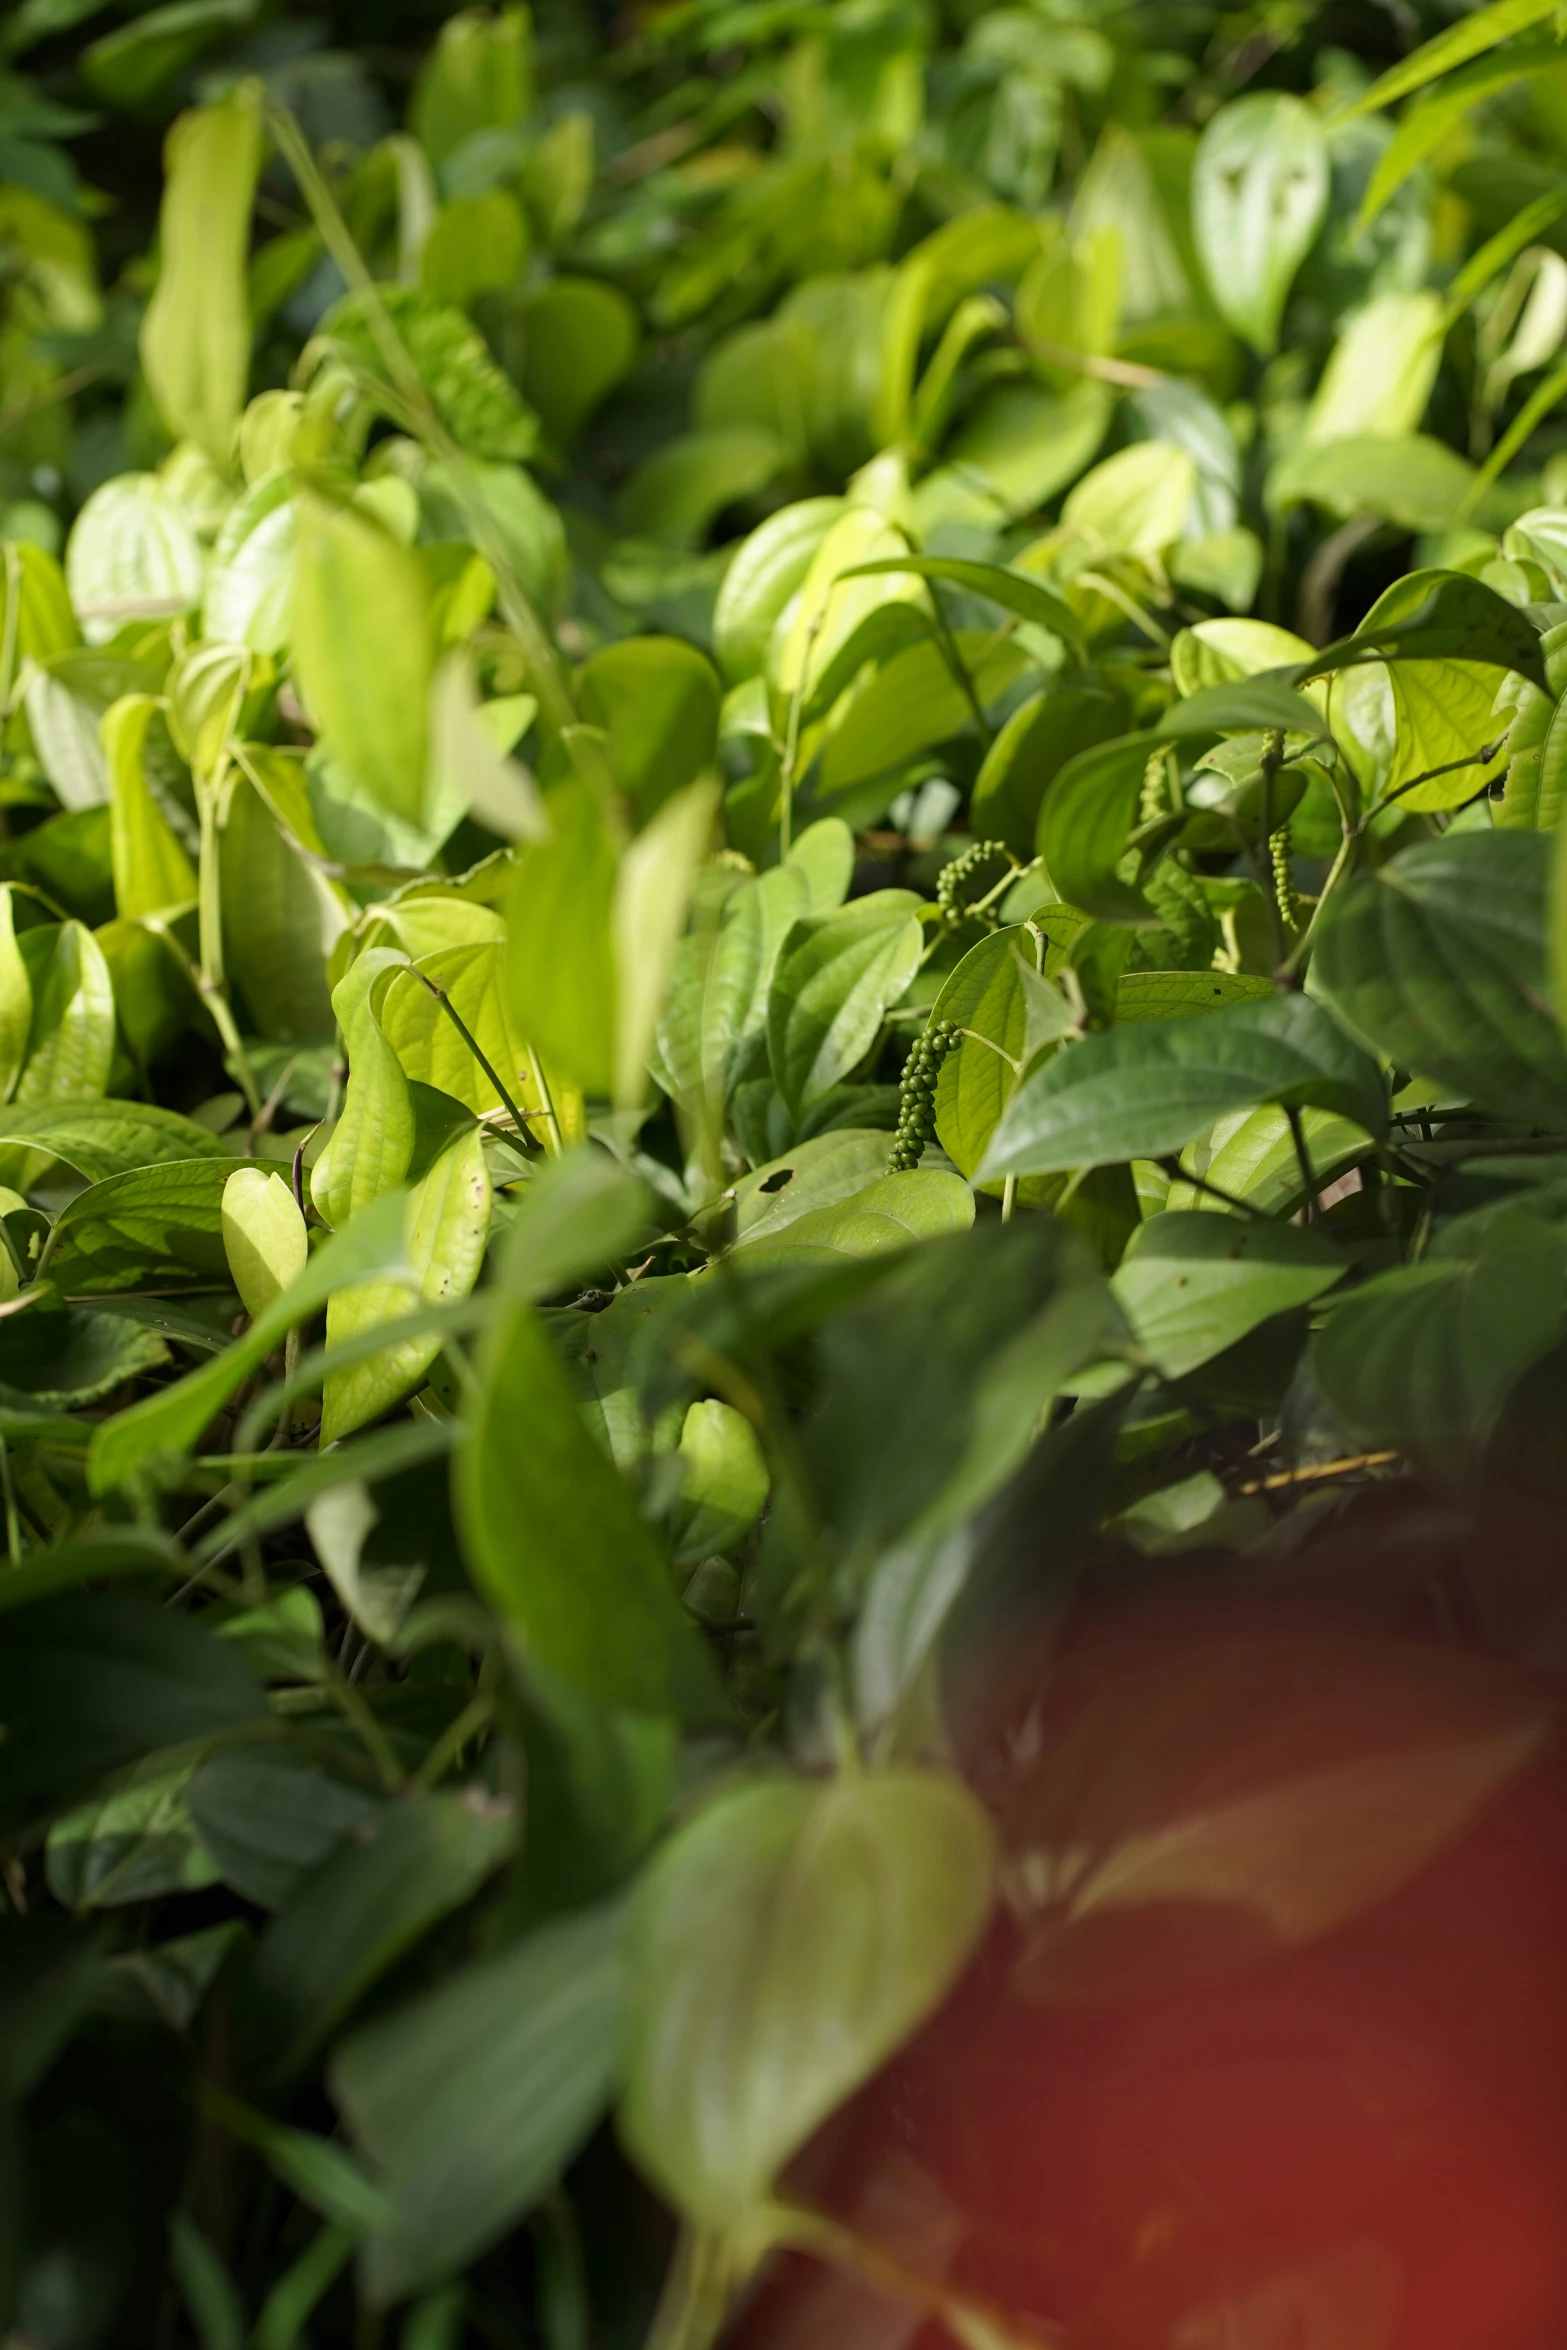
[
  {"xmin": 1330, "ymin": 0, "xmax": 1563, "ymax": 123},
  {"xmin": 838, "ymin": 556, "xmax": 1085, "ymax": 651},
  {"xmin": 518, "ymin": 276, "xmax": 640, "ymax": 449},
  {"xmin": 1038, "ymin": 731, "xmax": 1162, "ymax": 924},
  {"xmin": 1193, "ymin": 94, "xmax": 1328, "ymax": 354},
  {"xmin": 203, "ymin": 471, "xmax": 295, "ymax": 652},
  {"xmin": 1312, "ymin": 1212, "xmax": 1567, "ymax": 1476},
  {"xmin": 506, "ymin": 775, "xmax": 619, "ymax": 1097},
  {"xmin": 489, "ymin": 1146, "xmax": 652, "ymax": 1309},
  {"xmin": 620, "ymin": 427, "xmax": 785, "ymax": 552},
  {"xmin": 669, "ymin": 1400, "xmax": 769, "ymax": 1566},
  {"xmin": 576, "ymin": 637, "xmax": 720, "ymax": 826},
  {"xmin": 188, "ymin": 1748, "xmax": 382, "ymax": 1911},
  {"xmin": 0, "ymin": 540, "xmax": 77, "ymax": 669},
  {"xmin": 1269, "ymin": 435, "xmax": 1475, "ymax": 532},
  {"xmin": 1158, "ymin": 679, "xmax": 1330, "ymax": 742},
  {"xmin": 733, "ymin": 1169, "xmax": 974, "ymax": 1263},
  {"xmin": 333, "ymin": 1900, "xmax": 625, "ymax": 2304},
  {"xmin": 818, "ymin": 631, "xmax": 1030, "ymax": 801},
  {"xmin": 24, "ymin": 652, "xmax": 160, "ymax": 810},
  {"xmin": 730, "ymin": 1131, "xmax": 894, "ymax": 1249},
  {"xmin": 12, "ymin": 916, "xmax": 115, "ymax": 1106},
  {"xmin": 43, "ymin": 1156, "xmax": 250, "ymax": 1295},
  {"xmin": 979, "ymin": 995, "xmax": 1387, "ymax": 1180},
  {"xmin": 315, "ymin": 285, "xmax": 539, "ymax": 464},
  {"xmin": 972, "ymin": 682, "xmax": 1131, "ymax": 864},
  {"xmin": 1308, "ymin": 569, "xmax": 1547, "ymax": 690},
  {"xmin": 1314, "ymin": 833, "xmax": 1567, "ymax": 1129},
  {"xmin": 139, "ymin": 85, "xmax": 262, "ymax": 465},
  {"xmin": 620, "ymin": 1768, "xmax": 994, "ymax": 2228},
  {"xmin": 89, "ymin": 1189, "xmax": 415, "ymax": 1495},
  {"xmin": 928, "ymin": 929, "xmax": 1031, "ymax": 1178},
  {"xmin": 220, "ymin": 760, "xmax": 342, "ymax": 1042},
  {"xmin": 1112, "ymin": 1211, "xmax": 1347, "ymax": 1381},
  {"xmin": 317, "ymin": 961, "xmax": 416, "ymax": 1229},
  {"xmin": 64, "ymin": 476, "xmax": 203, "ymax": 646},
  {"xmin": 46, "ymin": 1757, "xmax": 216, "ymax": 1910},
  {"xmin": 767, "ymin": 891, "xmax": 923, "ymax": 1113},
  {"xmin": 712, "ymin": 499, "xmax": 844, "ymax": 686},
  {"xmin": 0, "ymin": 1099, "xmax": 226, "ymax": 1183},
  {"xmin": 457, "ymin": 1289, "xmax": 725, "ymax": 1722},
  {"xmin": 1115, "ymin": 971, "xmax": 1274, "ymax": 1021},
  {"xmin": 246, "ymin": 1790, "xmax": 520, "ymax": 2085},
  {"xmin": 103, "ymin": 694, "xmax": 198, "ymax": 919},
  {"xmin": 321, "ymin": 1123, "xmax": 490, "ymax": 1444},
  {"xmin": 0, "ymin": 888, "xmax": 33, "ymax": 1102},
  {"xmin": 0, "ymin": 1591, "xmax": 264, "ymax": 1843},
  {"xmin": 613, "ymin": 776, "xmax": 721, "ymax": 1107},
  {"xmin": 1355, "ymin": 45, "xmax": 1562, "ymax": 232},
  {"xmin": 222, "ymin": 1166, "xmax": 308, "ymax": 1321},
  {"xmin": 1168, "ymin": 1104, "xmax": 1372, "ymax": 1218},
  {"xmin": 0, "ymin": 1297, "xmax": 169, "ymax": 1405},
  {"xmin": 291, "ymin": 495, "xmax": 435, "ymax": 825},
  {"xmin": 1062, "ymin": 442, "xmax": 1197, "ymax": 557}
]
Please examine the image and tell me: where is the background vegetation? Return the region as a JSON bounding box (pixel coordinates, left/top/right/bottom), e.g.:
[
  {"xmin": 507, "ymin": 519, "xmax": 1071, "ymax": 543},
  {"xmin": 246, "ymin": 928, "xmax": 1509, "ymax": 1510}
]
[{"xmin": 4, "ymin": 1, "xmax": 1567, "ymax": 2345}]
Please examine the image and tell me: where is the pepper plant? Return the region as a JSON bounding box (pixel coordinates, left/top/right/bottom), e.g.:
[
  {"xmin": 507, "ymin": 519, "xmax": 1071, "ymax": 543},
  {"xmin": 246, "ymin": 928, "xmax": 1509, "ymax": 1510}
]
[{"xmin": 3, "ymin": 1, "xmax": 1567, "ymax": 2345}]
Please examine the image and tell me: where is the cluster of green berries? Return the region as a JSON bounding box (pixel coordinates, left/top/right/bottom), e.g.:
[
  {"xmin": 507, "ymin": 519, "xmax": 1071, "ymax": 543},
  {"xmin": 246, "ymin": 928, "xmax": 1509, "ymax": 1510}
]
[
  {"xmin": 935, "ymin": 839, "xmax": 1010, "ymax": 929},
  {"xmin": 1270, "ymin": 820, "xmax": 1299, "ymax": 933},
  {"xmin": 888, "ymin": 1019, "xmax": 960, "ymax": 1172}
]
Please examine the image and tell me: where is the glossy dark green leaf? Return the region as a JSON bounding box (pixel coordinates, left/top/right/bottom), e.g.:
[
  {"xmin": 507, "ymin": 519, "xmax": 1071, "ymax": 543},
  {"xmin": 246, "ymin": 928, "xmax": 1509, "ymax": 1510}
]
[
  {"xmin": 1306, "ymin": 568, "xmax": 1547, "ymax": 688},
  {"xmin": 188, "ymin": 1748, "xmax": 383, "ymax": 1912},
  {"xmin": 45, "ymin": 1156, "xmax": 249, "ymax": 1294},
  {"xmin": 1314, "ymin": 833, "xmax": 1567, "ymax": 1128},
  {"xmin": 971, "ymin": 682, "xmax": 1132, "ymax": 863},
  {"xmin": 458, "ymin": 1290, "xmax": 724, "ymax": 1722},
  {"xmin": 89, "ymin": 1190, "xmax": 414, "ymax": 1495},
  {"xmin": 245, "ymin": 1790, "xmax": 520, "ymax": 2084},
  {"xmin": 0, "ymin": 1098, "xmax": 225, "ymax": 1184},
  {"xmin": 0, "ymin": 1297, "xmax": 170, "ymax": 1406},
  {"xmin": 1038, "ymin": 731, "xmax": 1162, "ymax": 924},
  {"xmin": 0, "ymin": 1592, "xmax": 265, "ymax": 1842},
  {"xmin": 333, "ymin": 1899, "xmax": 625, "ymax": 2303},
  {"xmin": 979, "ymin": 994, "xmax": 1387, "ymax": 1180},
  {"xmin": 1312, "ymin": 1210, "xmax": 1567, "ymax": 1476},
  {"xmin": 767, "ymin": 891, "xmax": 923, "ymax": 1113},
  {"xmin": 1113, "ymin": 1212, "xmax": 1347, "ymax": 1380},
  {"xmin": 576, "ymin": 636, "xmax": 720, "ymax": 825}
]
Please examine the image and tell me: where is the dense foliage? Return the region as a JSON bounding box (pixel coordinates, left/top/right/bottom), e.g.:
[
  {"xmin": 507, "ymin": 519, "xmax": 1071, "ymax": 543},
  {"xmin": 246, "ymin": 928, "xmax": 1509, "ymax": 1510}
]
[{"xmin": 6, "ymin": 0, "xmax": 1567, "ymax": 2344}]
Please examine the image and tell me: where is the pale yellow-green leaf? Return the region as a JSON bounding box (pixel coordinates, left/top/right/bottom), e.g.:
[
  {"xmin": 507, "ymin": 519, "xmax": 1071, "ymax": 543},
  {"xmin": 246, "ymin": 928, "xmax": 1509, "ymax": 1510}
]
[
  {"xmin": 291, "ymin": 495, "xmax": 435, "ymax": 824},
  {"xmin": 0, "ymin": 889, "xmax": 34, "ymax": 1105},
  {"xmin": 15, "ymin": 921, "xmax": 115, "ymax": 1104},
  {"xmin": 321, "ymin": 1123, "xmax": 490, "ymax": 1443},
  {"xmin": 1305, "ymin": 292, "xmax": 1444, "ymax": 443},
  {"xmin": 427, "ymin": 650, "xmax": 545, "ymax": 843},
  {"xmin": 1062, "ymin": 441, "xmax": 1198, "ymax": 557},
  {"xmin": 103, "ymin": 694, "xmax": 199, "ymax": 919},
  {"xmin": 316, "ymin": 965, "xmax": 416, "ymax": 1230},
  {"xmin": 139, "ymin": 85, "xmax": 264, "ymax": 467},
  {"xmin": 613, "ymin": 780, "xmax": 721, "ymax": 1108},
  {"xmin": 222, "ymin": 1167, "xmax": 309, "ymax": 1322},
  {"xmin": 1385, "ymin": 660, "xmax": 1509, "ymax": 810}
]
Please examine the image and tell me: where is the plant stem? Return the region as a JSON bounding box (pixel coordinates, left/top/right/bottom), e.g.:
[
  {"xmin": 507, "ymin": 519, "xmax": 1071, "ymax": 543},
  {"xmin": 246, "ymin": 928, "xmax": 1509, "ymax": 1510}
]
[
  {"xmin": 415, "ymin": 972, "xmax": 534, "ymax": 1140},
  {"xmin": 265, "ymin": 103, "xmax": 576, "ymax": 738},
  {"xmin": 527, "ymin": 1046, "xmax": 564, "ymax": 1155},
  {"xmin": 1284, "ymin": 1104, "xmax": 1321, "ymax": 1222}
]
